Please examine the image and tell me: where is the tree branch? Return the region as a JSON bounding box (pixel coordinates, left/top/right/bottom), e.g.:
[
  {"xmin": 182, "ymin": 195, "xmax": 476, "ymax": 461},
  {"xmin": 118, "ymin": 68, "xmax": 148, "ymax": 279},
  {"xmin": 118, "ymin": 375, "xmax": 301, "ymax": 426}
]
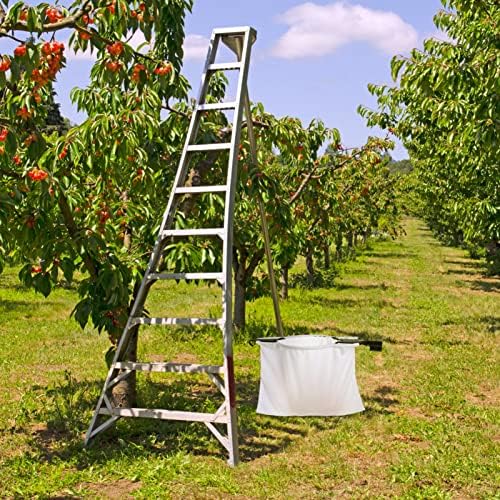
[
  {"xmin": 289, "ymin": 163, "xmax": 318, "ymax": 204},
  {"xmin": 2, "ymin": 0, "xmax": 92, "ymax": 33},
  {"xmin": 246, "ymin": 248, "xmax": 265, "ymax": 277}
]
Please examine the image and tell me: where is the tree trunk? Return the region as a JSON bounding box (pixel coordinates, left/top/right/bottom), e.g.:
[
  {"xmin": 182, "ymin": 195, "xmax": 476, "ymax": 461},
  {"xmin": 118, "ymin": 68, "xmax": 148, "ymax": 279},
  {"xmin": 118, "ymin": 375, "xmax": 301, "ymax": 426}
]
[
  {"xmin": 279, "ymin": 266, "xmax": 289, "ymax": 300},
  {"xmin": 323, "ymin": 245, "xmax": 330, "ymax": 270},
  {"xmin": 362, "ymin": 230, "xmax": 368, "ymax": 245},
  {"xmin": 233, "ymin": 267, "xmax": 246, "ymax": 331},
  {"xmin": 336, "ymin": 232, "xmax": 343, "ymax": 261},
  {"xmin": 306, "ymin": 246, "xmax": 314, "ymax": 285},
  {"xmin": 111, "ymin": 325, "xmax": 138, "ymax": 407},
  {"xmin": 347, "ymin": 231, "xmax": 354, "ymax": 250},
  {"xmin": 233, "ymin": 249, "xmax": 247, "ymax": 331}
]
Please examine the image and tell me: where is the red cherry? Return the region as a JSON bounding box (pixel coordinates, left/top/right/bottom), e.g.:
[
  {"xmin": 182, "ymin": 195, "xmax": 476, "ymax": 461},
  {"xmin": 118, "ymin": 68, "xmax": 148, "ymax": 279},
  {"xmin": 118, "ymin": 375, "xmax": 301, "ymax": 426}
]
[
  {"xmin": 28, "ymin": 167, "xmax": 48, "ymax": 181},
  {"xmin": 154, "ymin": 64, "xmax": 172, "ymax": 76},
  {"xmin": 0, "ymin": 57, "xmax": 11, "ymax": 72},
  {"xmin": 14, "ymin": 45, "xmax": 27, "ymax": 57},
  {"xmin": 17, "ymin": 107, "xmax": 31, "ymax": 120},
  {"xmin": 106, "ymin": 61, "xmax": 121, "ymax": 72},
  {"xmin": 106, "ymin": 41, "xmax": 124, "ymax": 57}
]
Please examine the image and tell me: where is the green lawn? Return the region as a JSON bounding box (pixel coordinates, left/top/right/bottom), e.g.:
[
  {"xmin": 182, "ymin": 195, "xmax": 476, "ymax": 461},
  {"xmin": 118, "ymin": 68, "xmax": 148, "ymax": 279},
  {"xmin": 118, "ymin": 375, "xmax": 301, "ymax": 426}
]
[{"xmin": 0, "ymin": 218, "xmax": 498, "ymax": 498}]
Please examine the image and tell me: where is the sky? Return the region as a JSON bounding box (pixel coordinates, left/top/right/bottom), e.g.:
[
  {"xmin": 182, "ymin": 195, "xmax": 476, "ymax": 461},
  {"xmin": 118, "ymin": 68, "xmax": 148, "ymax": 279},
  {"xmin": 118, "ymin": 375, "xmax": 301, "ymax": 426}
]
[{"xmin": 2, "ymin": 0, "xmax": 445, "ymax": 159}]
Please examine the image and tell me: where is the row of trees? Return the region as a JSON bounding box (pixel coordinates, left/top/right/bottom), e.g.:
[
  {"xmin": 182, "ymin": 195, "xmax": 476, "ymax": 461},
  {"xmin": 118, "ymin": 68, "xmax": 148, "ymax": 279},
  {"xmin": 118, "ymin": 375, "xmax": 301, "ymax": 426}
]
[
  {"xmin": 0, "ymin": 0, "xmax": 401, "ymax": 391},
  {"xmin": 360, "ymin": 0, "xmax": 499, "ymax": 273}
]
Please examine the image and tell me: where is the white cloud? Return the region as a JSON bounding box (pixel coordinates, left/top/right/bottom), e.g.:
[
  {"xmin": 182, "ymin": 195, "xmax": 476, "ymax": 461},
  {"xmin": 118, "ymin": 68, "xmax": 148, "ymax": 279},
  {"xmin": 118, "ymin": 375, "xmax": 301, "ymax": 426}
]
[
  {"xmin": 272, "ymin": 2, "xmax": 418, "ymax": 59},
  {"xmin": 183, "ymin": 34, "xmax": 209, "ymax": 60}
]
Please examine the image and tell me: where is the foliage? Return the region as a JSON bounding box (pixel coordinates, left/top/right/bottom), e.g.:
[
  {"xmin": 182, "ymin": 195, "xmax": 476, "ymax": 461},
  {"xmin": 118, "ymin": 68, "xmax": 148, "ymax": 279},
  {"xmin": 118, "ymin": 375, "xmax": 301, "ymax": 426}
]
[
  {"xmin": 0, "ymin": 0, "xmax": 403, "ymax": 340},
  {"xmin": 359, "ymin": 0, "xmax": 499, "ymax": 273},
  {"xmin": 0, "ymin": 0, "xmax": 193, "ymax": 339}
]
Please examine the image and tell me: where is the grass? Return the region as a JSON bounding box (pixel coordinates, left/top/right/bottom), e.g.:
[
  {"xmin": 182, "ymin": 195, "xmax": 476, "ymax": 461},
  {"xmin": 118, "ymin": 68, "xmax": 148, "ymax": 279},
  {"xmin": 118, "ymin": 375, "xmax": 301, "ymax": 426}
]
[{"xmin": 0, "ymin": 217, "xmax": 498, "ymax": 498}]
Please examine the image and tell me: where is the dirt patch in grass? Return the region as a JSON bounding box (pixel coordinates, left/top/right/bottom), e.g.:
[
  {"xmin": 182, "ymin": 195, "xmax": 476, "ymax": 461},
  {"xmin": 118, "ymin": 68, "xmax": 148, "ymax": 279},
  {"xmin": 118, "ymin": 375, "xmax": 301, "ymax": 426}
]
[
  {"xmin": 171, "ymin": 352, "xmax": 199, "ymax": 364},
  {"xmin": 466, "ymin": 382, "xmax": 500, "ymax": 408},
  {"xmin": 147, "ymin": 353, "xmax": 167, "ymax": 362},
  {"xmin": 331, "ymin": 449, "xmax": 403, "ymax": 498},
  {"xmin": 81, "ymin": 479, "xmax": 141, "ymax": 499},
  {"xmin": 399, "ymin": 347, "xmax": 434, "ymax": 362},
  {"xmin": 30, "ymin": 422, "xmax": 70, "ymax": 451},
  {"xmin": 395, "ymin": 406, "xmax": 434, "ymax": 422}
]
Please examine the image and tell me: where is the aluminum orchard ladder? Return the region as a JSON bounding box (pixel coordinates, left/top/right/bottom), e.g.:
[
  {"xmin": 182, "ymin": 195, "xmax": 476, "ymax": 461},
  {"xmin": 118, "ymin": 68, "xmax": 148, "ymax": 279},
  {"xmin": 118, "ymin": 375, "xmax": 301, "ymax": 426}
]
[{"xmin": 85, "ymin": 26, "xmax": 283, "ymax": 467}]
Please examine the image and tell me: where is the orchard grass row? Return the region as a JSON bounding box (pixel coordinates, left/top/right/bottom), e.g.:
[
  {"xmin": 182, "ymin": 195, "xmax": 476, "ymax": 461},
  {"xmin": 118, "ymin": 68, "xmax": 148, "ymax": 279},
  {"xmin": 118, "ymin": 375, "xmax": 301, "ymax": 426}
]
[{"xmin": 0, "ymin": 218, "xmax": 498, "ymax": 498}]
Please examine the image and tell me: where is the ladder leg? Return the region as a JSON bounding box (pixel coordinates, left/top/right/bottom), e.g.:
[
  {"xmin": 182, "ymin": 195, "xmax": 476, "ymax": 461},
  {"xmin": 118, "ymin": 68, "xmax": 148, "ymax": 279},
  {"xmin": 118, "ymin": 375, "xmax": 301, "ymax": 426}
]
[{"xmin": 223, "ymin": 327, "xmax": 239, "ymax": 466}]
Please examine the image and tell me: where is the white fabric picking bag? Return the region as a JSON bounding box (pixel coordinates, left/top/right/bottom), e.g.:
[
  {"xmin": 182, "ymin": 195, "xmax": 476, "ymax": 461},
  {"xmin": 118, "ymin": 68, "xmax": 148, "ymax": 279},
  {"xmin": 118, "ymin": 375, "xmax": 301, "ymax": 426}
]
[{"xmin": 256, "ymin": 335, "xmax": 364, "ymax": 416}]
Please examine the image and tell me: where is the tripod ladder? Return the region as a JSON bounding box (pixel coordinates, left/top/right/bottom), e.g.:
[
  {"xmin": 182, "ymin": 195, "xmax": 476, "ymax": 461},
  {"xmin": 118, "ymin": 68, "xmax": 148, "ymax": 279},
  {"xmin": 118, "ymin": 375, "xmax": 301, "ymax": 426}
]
[{"xmin": 85, "ymin": 26, "xmax": 280, "ymax": 467}]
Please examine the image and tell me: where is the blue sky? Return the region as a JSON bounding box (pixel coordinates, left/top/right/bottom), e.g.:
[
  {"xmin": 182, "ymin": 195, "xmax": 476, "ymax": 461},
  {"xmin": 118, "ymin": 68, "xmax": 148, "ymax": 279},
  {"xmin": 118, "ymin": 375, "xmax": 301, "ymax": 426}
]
[{"xmin": 3, "ymin": 1, "xmax": 445, "ymax": 159}]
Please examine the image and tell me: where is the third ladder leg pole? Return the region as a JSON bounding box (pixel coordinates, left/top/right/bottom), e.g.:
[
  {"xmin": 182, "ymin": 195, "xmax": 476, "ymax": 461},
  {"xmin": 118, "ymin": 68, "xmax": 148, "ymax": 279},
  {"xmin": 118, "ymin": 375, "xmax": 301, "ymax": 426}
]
[{"xmin": 243, "ymin": 89, "xmax": 284, "ymax": 337}]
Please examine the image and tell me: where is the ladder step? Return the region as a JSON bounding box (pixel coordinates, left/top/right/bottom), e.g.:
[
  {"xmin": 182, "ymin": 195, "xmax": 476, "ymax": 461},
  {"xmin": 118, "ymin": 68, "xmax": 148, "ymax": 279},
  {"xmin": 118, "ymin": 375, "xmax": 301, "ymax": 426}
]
[
  {"xmin": 207, "ymin": 62, "xmax": 242, "ymax": 71},
  {"xmin": 162, "ymin": 228, "xmax": 224, "ymax": 238},
  {"xmin": 198, "ymin": 102, "xmax": 236, "ymax": 111},
  {"xmin": 114, "ymin": 361, "xmax": 224, "ymax": 374},
  {"xmin": 148, "ymin": 272, "xmax": 224, "ymax": 282},
  {"xmin": 187, "ymin": 143, "xmax": 231, "ymax": 152},
  {"xmin": 131, "ymin": 317, "xmax": 223, "ymax": 327},
  {"xmin": 99, "ymin": 407, "xmax": 228, "ymax": 423},
  {"xmin": 175, "ymin": 185, "xmax": 227, "ymax": 194}
]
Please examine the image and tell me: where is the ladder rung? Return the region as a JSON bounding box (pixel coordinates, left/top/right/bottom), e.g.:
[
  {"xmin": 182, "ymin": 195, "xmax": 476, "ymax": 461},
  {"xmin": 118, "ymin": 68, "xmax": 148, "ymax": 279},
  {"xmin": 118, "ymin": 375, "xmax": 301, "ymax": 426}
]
[
  {"xmin": 187, "ymin": 143, "xmax": 231, "ymax": 152},
  {"xmin": 207, "ymin": 62, "xmax": 242, "ymax": 71},
  {"xmin": 162, "ymin": 228, "xmax": 224, "ymax": 238},
  {"xmin": 197, "ymin": 102, "xmax": 236, "ymax": 111},
  {"xmin": 148, "ymin": 272, "xmax": 224, "ymax": 282},
  {"xmin": 114, "ymin": 361, "xmax": 224, "ymax": 374},
  {"xmin": 99, "ymin": 407, "xmax": 228, "ymax": 423},
  {"xmin": 131, "ymin": 317, "xmax": 222, "ymax": 327},
  {"xmin": 175, "ymin": 185, "xmax": 227, "ymax": 194}
]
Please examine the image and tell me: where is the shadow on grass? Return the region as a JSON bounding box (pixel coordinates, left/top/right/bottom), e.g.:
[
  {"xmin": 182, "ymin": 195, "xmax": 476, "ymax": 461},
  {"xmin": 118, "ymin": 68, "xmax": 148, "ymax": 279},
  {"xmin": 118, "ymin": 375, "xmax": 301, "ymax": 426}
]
[
  {"xmin": 11, "ymin": 369, "xmax": 342, "ymax": 467},
  {"xmin": 444, "ymin": 259, "xmax": 485, "ymax": 269},
  {"xmin": 478, "ymin": 316, "xmax": 499, "ymax": 333},
  {"xmin": 0, "ymin": 298, "xmax": 60, "ymax": 313},
  {"xmin": 306, "ymin": 295, "xmax": 397, "ymax": 310},
  {"xmin": 334, "ymin": 282, "xmax": 390, "ymax": 291},
  {"xmin": 364, "ymin": 251, "xmax": 415, "ymax": 259},
  {"xmin": 363, "ymin": 385, "xmax": 400, "ymax": 415},
  {"xmin": 468, "ymin": 279, "xmax": 500, "ymax": 293},
  {"xmin": 446, "ymin": 268, "xmax": 482, "ymax": 276}
]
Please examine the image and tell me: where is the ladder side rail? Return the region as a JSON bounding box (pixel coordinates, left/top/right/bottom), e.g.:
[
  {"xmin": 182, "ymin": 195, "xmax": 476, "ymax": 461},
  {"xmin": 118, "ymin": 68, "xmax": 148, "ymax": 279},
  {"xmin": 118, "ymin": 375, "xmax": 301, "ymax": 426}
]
[
  {"xmin": 157, "ymin": 33, "xmax": 221, "ymax": 236},
  {"xmin": 220, "ymin": 28, "xmax": 254, "ymax": 467}
]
